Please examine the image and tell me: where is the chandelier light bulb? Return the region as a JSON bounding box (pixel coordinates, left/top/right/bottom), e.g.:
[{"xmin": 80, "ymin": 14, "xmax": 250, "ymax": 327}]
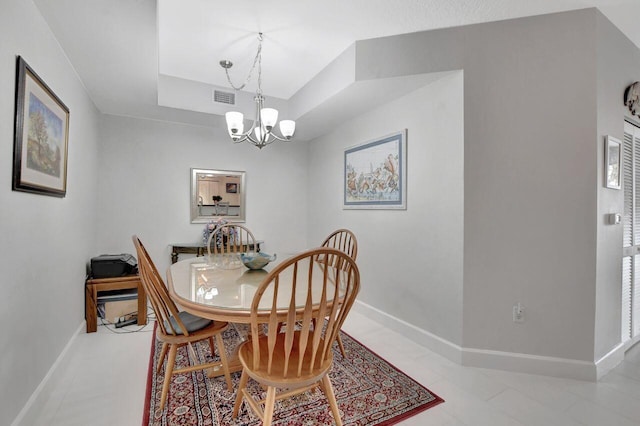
[
  {"xmin": 279, "ymin": 120, "xmax": 296, "ymax": 139},
  {"xmin": 225, "ymin": 111, "xmax": 244, "ymax": 135},
  {"xmin": 260, "ymin": 108, "xmax": 278, "ymax": 130},
  {"xmin": 254, "ymin": 127, "xmax": 263, "ymax": 141}
]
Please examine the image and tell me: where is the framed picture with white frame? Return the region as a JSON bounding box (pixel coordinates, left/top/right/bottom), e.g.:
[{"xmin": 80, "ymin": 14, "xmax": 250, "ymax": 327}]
[
  {"xmin": 343, "ymin": 130, "xmax": 407, "ymax": 209},
  {"xmin": 605, "ymin": 135, "xmax": 621, "ymax": 190}
]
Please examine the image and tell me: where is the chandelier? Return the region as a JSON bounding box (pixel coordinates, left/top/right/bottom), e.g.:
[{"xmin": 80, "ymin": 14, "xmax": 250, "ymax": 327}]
[{"xmin": 220, "ymin": 33, "xmax": 296, "ymax": 149}]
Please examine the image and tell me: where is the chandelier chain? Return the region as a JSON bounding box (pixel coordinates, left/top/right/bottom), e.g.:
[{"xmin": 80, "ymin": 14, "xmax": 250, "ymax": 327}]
[{"xmin": 223, "ymin": 34, "xmax": 263, "ymax": 93}]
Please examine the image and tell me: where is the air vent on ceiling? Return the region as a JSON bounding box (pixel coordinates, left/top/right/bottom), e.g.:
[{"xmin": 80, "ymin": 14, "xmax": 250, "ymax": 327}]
[{"xmin": 213, "ymin": 89, "xmax": 235, "ymax": 105}]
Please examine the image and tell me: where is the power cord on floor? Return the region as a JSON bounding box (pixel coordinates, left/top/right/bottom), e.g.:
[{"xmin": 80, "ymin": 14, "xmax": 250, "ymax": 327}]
[{"xmin": 98, "ymin": 306, "xmax": 156, "ymax": 334}]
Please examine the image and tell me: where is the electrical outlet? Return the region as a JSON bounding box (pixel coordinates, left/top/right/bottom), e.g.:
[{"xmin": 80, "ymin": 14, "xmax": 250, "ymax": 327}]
[{"xmin": 513, "ymin": 303, "xmax": 524, "ymax": 323}]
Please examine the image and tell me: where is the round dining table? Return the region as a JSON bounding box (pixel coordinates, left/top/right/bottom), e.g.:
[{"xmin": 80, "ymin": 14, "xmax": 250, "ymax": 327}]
[
  {"xmin": 166, "ymin": 253, "xmax": 343, "ymax": 376},
  {"xmin": 167, "ymin": 254, "xmax": 275, "ymax": 323},
  {"xmin": 167, "ymin": 253, "xmax": 338, "ymax": 320}
]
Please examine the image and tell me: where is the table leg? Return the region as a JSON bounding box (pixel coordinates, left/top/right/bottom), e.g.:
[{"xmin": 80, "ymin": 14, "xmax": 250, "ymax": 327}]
[
  {"xmin": 207, "ymin": 345, "xmax": 243, "ymax": 378},
  {"xmin": 85, "ymin": 284, "xmax": 97, "ymax": 333},
  {"xmin": 206, "ymin": 325, "xmax": 251, "ymax": 378}
]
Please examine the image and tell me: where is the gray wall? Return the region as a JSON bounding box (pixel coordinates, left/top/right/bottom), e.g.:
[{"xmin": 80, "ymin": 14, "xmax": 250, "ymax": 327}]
[
  {"xmin": 353, "ymin": 9, "xmax": 601, "ymax": 362},
  {"xmin": 0, "ymin": 1, "xmax": 101, "ymax": 424}
]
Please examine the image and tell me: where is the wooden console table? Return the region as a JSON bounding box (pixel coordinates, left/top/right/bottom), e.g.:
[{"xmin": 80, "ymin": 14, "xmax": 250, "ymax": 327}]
[
  {"xmin": 170, "ymin": 241, "xmax": 262, "ymax": 264},
  {"xmin": 85, "ymin": 275, "xmax": 147, "ymax": 333}
]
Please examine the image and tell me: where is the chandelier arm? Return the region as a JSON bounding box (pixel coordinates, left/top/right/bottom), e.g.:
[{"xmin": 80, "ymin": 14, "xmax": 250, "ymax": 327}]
[
  {"xmin": 264, "ymin": 132, "xmax": 292, "ymax": 142},
  {"xmin": 232, "ymin": 134, "xmax": 251, "ymax": 144},
  {"xmin": 246, "ymin": 130, "xmax": 277, "ymax": 146},
  {"xmin": 232, "ymin": 133, "xmax": 275, "ymax": 147}
]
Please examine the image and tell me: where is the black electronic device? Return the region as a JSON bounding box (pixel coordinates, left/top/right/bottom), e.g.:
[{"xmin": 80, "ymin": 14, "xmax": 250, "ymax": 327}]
[
  {"xmin": 115, "ymin": 316, "xmax": 138, "ymax": 328},
  {"xmin": 90, "ymin": 253, "xmax": 138, "ymax": 278}
]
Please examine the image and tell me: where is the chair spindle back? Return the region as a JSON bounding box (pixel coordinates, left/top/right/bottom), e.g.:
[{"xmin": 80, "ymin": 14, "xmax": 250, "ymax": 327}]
[
  {"xmin": 320, "ymin": 228, "xmax": 358, "ymax": 270},
  {"xmin": 132, "ymin": 236, "xmax": 189, "ymax": 336},
  {"xmin": 248, "ymin": 248, "xmax": 360, "ymax": 377},
  {"xmin": 206, "ymin": 224, "xmax": 257, "ymax": 256}
]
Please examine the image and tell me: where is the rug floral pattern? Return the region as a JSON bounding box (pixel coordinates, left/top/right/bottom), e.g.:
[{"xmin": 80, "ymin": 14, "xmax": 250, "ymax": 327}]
[{"xmin": 144, "ymin": 323, "xmax": 443, "ymax": 425}]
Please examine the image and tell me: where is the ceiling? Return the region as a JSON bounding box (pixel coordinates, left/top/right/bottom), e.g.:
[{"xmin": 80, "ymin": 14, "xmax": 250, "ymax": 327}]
[{"xmin": 33, "ymin": 0, "xmax": 640, "ymax": 141}]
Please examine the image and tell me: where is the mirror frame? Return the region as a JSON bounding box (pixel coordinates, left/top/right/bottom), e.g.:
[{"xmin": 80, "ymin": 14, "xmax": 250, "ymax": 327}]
[{"xmin": 190, "ymin": 168, "xmax": 246, "ymax": 223}]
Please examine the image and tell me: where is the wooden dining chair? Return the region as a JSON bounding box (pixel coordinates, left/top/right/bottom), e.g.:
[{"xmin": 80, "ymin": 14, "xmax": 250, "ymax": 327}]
[
  {"xmin": 132, "ymin": 236, "xmax": 232, "ymax": 411},
  {"xmin": 321, "ymin": 229, "xmax": 358, "ymax": 357},
  {"xmin": 232, "ymin": 248, "xmax": 360, "ymax": 426},
  {"xmin": 321, "ymin": 228, "xmax": 358, "ymax": 265},
  {"xmin": 206, "ymin": 223, "xmax": 257, "ymax": 256}
]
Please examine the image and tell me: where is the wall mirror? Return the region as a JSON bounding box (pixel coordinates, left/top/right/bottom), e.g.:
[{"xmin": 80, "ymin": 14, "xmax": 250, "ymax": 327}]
[{"xmin": 191, "ymin": 168, "xmax": 246, "ymax": 223}]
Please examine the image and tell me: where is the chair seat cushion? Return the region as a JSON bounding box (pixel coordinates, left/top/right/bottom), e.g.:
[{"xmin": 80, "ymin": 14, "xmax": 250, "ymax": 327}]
[{"xmin": 165, "ymin": 311, "xmax": 212, "ymax": 335}]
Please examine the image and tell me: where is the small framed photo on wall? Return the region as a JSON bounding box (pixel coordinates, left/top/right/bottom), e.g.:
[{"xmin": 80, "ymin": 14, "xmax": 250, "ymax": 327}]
[
  {"xmin": 605, "ymin": 135, "xmax": 621, "ymax": 190},
  {"xmin": 226, "ymin": 183, "xmax": 238, "ymax": 193}
]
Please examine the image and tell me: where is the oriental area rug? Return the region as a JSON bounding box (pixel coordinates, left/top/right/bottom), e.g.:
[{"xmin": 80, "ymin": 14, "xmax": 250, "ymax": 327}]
[{"xmin": 143, "ymin": 323, "xmax": 444, "ymax": 425}]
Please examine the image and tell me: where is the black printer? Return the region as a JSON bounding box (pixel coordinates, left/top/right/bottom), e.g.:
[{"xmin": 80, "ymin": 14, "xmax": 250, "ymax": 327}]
[{"xmin": 90, "ymin": 253, "xmax": 138, "ymax": 278}]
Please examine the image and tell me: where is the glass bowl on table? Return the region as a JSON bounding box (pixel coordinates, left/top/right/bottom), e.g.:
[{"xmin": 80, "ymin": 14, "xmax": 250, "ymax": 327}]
[
  {"xmin": 240, "ymin": 252, "xmax": 276, "ymax": 270},
  {"xmin": 209, "ymin": 252, "xmax": 244, "ymax": 270}
]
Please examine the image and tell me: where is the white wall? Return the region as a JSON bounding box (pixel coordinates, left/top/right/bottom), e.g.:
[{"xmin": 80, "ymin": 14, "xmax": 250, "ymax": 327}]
[
  {"xmin": 307, "ymin": 72, "xmax": 465, "ymax": 346},
  {"xmin": 96, "ymin": 115, "xmax": 310, "ymax": 275},
  {"xmin": 0, "ymin": 1, "xmax": 101, "ymax": 425}
]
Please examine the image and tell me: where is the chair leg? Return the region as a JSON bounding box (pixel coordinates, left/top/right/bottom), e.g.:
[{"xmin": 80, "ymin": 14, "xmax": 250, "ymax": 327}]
[
  {"xmin": 263, "ymin": 386, "xmax": 277, "ymax": 426},
  {"xmin": 336, "ymin": 334, "xmax": 346, "ymax": 358},
  {"xmin": 156, "ymin": 342, "xmax": 169, "ymax": 374},
  {"xmin": 215, "ymin": 333, "xmax": 233, "ymax": 391},
  {"xmin": 320, "ymin": 375, "xmax": 343, "ymax": 426},
  {"xmin": 160, "ymin": 344, "xmax": 178, "ymax": 411},
  {"xmin": 186, "ymin": 342, "xmax": 197, "ymax": 363},
  {"xmin": 232, "ymin": 369, "xmax": 249, "ymax": 418}
]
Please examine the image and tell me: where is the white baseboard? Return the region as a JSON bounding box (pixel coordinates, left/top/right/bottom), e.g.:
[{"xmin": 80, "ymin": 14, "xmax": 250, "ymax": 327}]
[
  {"xmin": 461, "ymin": 347, "xmax": 596, "ymax": 381},
  {"xmin": 11, "ymin": 321, "xmax": 85, "ymax": 426},
  {"xmin": 352, "ymin": 301, "xmax": 463, "ymax": 363},
  {"xmin": 352, "ymin": 300, "xmax": 610, "ymax": 381},
  {"xmin": 595, "ymin": 342, "xmax": 625, "ymax": 380}
]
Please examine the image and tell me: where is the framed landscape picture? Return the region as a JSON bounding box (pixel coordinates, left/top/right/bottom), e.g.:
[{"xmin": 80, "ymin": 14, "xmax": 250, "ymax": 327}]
[
  {"xmin": 344, "ymin": 130, "xmax": 407, "ymax": 209},
  {"xmin": 13, "ymin": 56, "xmax": 70, "ymax": 197}
]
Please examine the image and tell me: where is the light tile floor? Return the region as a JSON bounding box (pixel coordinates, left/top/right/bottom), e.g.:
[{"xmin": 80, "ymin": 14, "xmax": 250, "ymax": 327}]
[{"xmin": 31, "ymin": 311, "xmax": 640, "ymax": 425}]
